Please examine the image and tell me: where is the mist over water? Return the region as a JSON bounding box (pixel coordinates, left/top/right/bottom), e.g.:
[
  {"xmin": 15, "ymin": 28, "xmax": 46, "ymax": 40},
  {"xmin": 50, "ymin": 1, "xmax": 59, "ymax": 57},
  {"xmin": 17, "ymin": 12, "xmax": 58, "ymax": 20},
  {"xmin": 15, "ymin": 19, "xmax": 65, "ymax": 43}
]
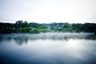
[{"xmin": 0, "ymin": 32, "xmax": 96, "ymax": 64}]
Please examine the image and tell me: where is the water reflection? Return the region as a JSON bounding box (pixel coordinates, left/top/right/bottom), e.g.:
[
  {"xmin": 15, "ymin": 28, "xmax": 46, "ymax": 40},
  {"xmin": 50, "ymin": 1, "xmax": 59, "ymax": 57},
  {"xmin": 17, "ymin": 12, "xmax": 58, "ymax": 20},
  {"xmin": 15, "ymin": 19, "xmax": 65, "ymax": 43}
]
[
  {"xmin": 14, "ymin": 37, "xmax": 28, "ymax": 45},
  {"xmin": 0, "ymin": 33, "xmax": 96, "ymax": 64},
  {"xmin": 0, "ymin": 33, "xmax": 95, "ymax": 45}
]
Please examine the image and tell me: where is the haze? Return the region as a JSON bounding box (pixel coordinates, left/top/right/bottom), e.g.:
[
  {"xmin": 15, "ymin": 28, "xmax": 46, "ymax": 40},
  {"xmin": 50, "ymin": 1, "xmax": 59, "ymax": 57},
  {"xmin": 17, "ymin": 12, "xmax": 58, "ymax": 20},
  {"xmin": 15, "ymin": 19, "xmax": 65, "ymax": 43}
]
[{"xmin": 0, "ymin": 0, "xmax": 96, "ymax": 23}]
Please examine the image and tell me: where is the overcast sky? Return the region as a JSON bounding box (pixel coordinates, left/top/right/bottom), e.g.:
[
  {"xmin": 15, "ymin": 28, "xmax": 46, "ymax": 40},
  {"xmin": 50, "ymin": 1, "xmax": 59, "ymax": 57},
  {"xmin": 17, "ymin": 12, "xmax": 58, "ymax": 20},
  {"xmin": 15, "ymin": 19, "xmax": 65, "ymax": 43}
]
[{"xmin": 0, "ymin": 0, "xmax": 96, "ymax": 23}]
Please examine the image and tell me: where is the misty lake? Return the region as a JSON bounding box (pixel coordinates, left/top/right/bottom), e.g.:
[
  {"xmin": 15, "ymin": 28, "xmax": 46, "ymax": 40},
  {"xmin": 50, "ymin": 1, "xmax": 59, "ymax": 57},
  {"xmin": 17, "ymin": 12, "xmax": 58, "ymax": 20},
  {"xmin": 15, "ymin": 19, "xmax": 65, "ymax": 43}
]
[{"xmin": 0, "ymin": 32, "xmax": 96, "ymax": 64}]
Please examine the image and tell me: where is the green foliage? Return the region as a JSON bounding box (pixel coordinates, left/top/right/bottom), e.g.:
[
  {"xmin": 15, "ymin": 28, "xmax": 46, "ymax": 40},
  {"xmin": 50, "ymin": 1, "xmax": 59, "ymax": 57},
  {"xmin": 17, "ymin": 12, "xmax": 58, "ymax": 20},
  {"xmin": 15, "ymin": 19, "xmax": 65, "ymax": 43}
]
[
  {"xmin": 20, "ymin": 27, "xmax": 31, "ymax": 33},
  {"xmin": 62, "ymin": 28, "xmax": 73, "ymax": 32},
  {"xmin": 0, "ymin": 20, "xmax": 96, "ymax": 34}
]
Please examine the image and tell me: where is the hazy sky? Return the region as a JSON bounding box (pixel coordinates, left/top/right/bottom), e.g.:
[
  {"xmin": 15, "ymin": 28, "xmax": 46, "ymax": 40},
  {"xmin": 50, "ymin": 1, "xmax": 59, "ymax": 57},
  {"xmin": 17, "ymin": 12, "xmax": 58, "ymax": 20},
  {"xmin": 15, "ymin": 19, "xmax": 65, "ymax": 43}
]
[{"xmin": 0, "ymin": 0, "xmax": 96, "ymax": 23}]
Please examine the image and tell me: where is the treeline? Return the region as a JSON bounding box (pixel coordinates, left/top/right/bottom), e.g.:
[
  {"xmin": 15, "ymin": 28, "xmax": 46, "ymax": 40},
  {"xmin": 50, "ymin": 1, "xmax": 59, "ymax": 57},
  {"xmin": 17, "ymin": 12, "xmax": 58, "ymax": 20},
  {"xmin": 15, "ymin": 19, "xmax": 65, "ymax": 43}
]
[
  {"xmin": 0, "ymin": 20, "xmax": 47, "ymax": 33},
  {"xmin": 0, "ymin": 20, "xmax": 96, "ymax": 34}
]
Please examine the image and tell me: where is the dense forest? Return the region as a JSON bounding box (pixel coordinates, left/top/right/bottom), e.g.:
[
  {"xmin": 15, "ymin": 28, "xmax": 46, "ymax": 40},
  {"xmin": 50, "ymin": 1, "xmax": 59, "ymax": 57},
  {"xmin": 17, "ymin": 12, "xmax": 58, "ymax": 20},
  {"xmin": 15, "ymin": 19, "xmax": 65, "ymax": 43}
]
[{"xmin": 0, "ymin": 20, "xmax": 96, "ymax": 34}]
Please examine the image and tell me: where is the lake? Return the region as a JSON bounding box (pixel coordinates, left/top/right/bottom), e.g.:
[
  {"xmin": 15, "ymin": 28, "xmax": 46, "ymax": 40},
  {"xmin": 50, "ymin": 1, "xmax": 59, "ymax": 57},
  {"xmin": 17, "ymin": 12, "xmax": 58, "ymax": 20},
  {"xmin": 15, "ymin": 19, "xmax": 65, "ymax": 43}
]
[{"xmin": 0, "ymin": 32, "xmax": 96, "ymax": 64}]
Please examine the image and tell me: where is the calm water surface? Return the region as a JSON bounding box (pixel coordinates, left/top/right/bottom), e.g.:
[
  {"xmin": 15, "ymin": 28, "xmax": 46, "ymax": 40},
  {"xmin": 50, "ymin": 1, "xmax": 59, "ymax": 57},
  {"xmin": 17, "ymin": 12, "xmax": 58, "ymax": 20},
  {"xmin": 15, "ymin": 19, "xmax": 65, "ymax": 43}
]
[{"xmin": 0, "ymin": 33, "xmax": 96, "ymax": 64}]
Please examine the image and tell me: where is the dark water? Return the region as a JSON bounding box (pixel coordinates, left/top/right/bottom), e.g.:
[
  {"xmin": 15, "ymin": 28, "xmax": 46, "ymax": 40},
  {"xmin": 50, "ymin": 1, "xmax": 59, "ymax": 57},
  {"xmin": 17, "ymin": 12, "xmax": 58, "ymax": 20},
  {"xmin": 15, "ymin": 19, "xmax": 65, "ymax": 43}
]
[{"xmin": 0, "ymin": 33, "xmax": 96, "ymax": 64}]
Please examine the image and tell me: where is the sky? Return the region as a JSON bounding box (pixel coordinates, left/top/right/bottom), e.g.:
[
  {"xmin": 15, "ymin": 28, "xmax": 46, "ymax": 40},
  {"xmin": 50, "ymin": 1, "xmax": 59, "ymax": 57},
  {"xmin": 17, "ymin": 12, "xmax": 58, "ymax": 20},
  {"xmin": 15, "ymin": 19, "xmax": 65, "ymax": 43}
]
[{"xmin": 0, "ymin": 0, "xmax": 96, "ymax": 23}]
